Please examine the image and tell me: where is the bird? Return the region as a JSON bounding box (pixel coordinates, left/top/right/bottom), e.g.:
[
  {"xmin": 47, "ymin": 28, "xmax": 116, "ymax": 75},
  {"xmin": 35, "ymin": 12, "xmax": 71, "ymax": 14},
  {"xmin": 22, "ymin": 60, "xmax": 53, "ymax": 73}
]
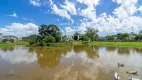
[
  {"xmin": 118, "ymin": 63, "xmax": 124, "ymax": 67},
  {"xmin": 114, "ymin": 72, "xmax": 120, "ymax": 80},
  {"xmin": 129, "ymin": 75, "xmax": 139, "ymax": 80},
  {"xmin": 126, "ymin": 71, "xmax": 137, "ymax": 75}
]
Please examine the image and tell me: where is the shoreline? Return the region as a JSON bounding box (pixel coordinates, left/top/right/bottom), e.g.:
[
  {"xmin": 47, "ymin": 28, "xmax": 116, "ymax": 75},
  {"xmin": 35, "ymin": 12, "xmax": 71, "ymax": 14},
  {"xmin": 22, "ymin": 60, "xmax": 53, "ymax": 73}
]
[
  {"xmin": 1, "ymin": 42, "xmax": 142, "ymax": 48},
  {"xmin": 89, "ymin": 42, "xmax": 142, "ymax": 48}
]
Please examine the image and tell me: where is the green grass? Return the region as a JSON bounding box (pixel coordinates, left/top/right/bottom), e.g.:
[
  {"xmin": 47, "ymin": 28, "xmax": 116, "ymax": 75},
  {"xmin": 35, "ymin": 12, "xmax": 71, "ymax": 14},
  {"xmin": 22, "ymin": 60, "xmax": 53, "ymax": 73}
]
[
  {"xmin": 89, "ymin": 42, "xmax": 142, "ymax": 48},
  {"xmin": 0, "ymin": 41, "xmax": 29, "ymax": 47}
]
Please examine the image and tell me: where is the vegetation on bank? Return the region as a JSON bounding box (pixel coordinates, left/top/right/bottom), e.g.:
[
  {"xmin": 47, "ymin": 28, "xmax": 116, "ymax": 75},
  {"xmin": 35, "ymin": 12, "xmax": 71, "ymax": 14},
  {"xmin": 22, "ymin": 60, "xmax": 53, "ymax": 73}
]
[
  {"xmin": 25, "ymin": 24, "xmax": 99, "ymax": 46},
  {"xmin": 89, "ymin": 42, "xmax": 142, "ymax": 47},
  {"xmin": 0, "ymin": 42, "xmax": 29, "ymax": 47},
  {"xmin": 1, "ymin": 23, "xmax": 142, "ymax": 47},
  {"xmin": 23, "ymin": 24, "xmax": 142, "ymax": 47}
]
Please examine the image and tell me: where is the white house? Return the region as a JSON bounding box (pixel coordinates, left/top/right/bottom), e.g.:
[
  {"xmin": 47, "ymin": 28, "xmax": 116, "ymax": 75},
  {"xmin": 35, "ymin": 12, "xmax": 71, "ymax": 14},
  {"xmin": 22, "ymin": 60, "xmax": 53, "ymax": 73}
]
[{"xmin": 0, "ymin": 35, "xmax": 21, "ymax": 42}]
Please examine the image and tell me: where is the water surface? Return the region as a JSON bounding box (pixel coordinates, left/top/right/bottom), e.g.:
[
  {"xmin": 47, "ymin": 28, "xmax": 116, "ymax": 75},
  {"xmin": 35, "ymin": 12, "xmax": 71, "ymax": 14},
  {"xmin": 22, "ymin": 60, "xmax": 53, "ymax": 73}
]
[{"xmin": 0, "ymin": 45, "xmax": 142, "ymax": 80}]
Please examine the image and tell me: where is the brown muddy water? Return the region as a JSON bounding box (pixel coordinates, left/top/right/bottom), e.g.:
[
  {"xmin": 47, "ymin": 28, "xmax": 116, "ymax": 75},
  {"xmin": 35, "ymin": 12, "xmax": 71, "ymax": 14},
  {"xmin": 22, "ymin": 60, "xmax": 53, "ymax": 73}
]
[{"xmin": 0, "ymin": 45, "xmax": 142, "ymax": 80}]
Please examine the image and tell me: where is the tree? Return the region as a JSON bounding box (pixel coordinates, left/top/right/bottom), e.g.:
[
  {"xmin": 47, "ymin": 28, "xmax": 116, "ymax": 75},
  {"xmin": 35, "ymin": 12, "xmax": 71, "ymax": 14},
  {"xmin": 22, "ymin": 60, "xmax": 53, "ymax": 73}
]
[
  {"xmin": 86, "ymin": 27, "xmax": 99, "ymax": 41},
  {"xmin": 135, "ymin": 34, "xmax": 142, "ymax": 41},
  {"xmin": 116, "ymin": 33, "xmax": 129, "ymax": 41},
  {"xmin": 29, "ymin": 35, "xmax": 38, "ymax": 45},
  {"xmin": 116, "ymin": 33, "xmax": 123, "ymax": 41},
  {"xmin": 44, "ymin": 35, "xmax": 56, "ymax": 43},
  {"xmin": 47, "ymin": 24, "xmax": 60, "ymax": 36},
  {"xmin": 39, "ymin": 24, "xmax": 48, "ymax": 36},
  {"xmin": 47, "ymin": 24, "xmax": 61, "ymax": 42},
  {"xmin": 81, "ymin": 34, "xmax": 89, "ymax": 41},
  {"xmin": 74, "ymin": 32, "xmax": 81, "ymax": 40},
  {"xmin": 123, "ymin": 33, "xmax": 129, "ymax": 41},
  {"xmin": 29, "ymin": 24, "xmax": 62, "ymax": 46},
  {"xmin": 105, "ymin": 35, "xmax": 115, "ymax": 41}
]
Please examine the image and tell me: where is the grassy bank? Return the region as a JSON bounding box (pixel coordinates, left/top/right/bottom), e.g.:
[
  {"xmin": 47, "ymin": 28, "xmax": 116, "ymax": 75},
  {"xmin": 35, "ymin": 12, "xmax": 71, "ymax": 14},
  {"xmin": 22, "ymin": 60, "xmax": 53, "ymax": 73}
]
[
  {"xmin": 0, "ymin": 41, "xmax": 29, "ymax": 47},
  {"xmin": 89, "ymin": 42, "xmax": 142, "ymax": 48}
]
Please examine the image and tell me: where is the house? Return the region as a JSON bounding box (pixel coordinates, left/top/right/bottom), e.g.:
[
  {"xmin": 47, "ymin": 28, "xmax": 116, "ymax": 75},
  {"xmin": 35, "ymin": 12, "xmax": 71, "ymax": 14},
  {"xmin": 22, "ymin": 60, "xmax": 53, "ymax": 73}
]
[{"xmin": 0, "ymin": 35, "xmax": 21, "ymax": 42}]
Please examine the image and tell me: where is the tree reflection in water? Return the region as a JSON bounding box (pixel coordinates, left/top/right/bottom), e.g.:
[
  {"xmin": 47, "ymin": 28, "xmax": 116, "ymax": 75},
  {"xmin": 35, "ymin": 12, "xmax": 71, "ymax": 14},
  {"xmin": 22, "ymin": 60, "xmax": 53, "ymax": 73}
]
[
  {"xmin": 30, "ymin": 46, "xmax": 72, "ymax": 68},
  {"xmin": 105, "ymin": 46, "xmax": 117, "ymax": 52},
  {"xmin": 134, "ymin": 48, "xmax": 142, "ymax": 53},
  {"xmin": 73, "ymin": 45, "xmax": 99, "ymax": 59},
  {"xmin": 117, "ymin": 47, "xmax": 130, "ymax": 55},
  {"xmin": 0, "ymin": 46, "xmax": 14, "ymax": 52},
  {"xmin": 30, "ymin": 45, "xmax": 100, "ymax": 69}
]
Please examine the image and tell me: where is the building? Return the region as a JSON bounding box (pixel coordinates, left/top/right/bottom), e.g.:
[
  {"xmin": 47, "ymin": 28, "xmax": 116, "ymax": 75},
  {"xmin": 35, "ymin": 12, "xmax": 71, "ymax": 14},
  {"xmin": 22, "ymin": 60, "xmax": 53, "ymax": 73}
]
[{"xmin": 0, "ymin": 35, "xmax": 21, "ymax": 42}]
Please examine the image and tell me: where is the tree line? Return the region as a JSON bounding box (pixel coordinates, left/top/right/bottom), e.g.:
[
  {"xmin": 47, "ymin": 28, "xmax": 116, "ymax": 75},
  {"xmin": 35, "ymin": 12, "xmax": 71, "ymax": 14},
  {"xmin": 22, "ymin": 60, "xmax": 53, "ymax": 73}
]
[{"xmin": 2, "ymin": 24, "xmax": 141, "ymax": 46}]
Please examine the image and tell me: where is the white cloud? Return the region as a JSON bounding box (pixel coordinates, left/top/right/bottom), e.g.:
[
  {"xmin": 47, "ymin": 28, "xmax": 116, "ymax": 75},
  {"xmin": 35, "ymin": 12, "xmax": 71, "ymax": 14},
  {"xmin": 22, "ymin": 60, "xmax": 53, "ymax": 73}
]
[
  {"xmin": 138, "ymin": 6, "xmax": 142, "ymax": 13},
  {"xmin": 29, "ymin": 0, "xmax": 49, "ymax": 6},
  {"xmin": 22, "ymin": 17, "xmax": 34, "ymax": 22},
  {"xmin": 22, "ymin": 18, "xmax": 28, "ymax": 20},
  {"xmin": 8, "ymin": 12, "xmax": 18, "ymax": 17},
  {"xmin": 79, "ymin": 7, "xmax": 96, "ymax": 19},
  {"xmin": 65, "ymin": 27, "xmax": 75, "ymax": 33},
  {"xmin": 52, "ymin": 4, "xmax": 71, "ymax": 20},
  {"xmin": 113, "ymin": 0, "xmax": 138, "ymax": 19},
  {"xmin": 49, "ymin": 0, "xmax": 53, "ymax": 5},
  {"xmin": 77, "ymin": 0, "xmax": 100, "ymax": 7},
  {"xmin": 61, "ymin": 1, "xmax": 77, "ymax": 15},
  {"xmin": 77, "ymin": 0, "xmax": 142, "ymax": 35},
  {"xmin": 77, "ymin": 0, "xmax": 100, "ymax": 19},
  {"xmin": 0, "ymin": 23, "xmax": 39, "ymax": 37},
  {"xmin": 30, "ymin": 0, "xmax": 41, "ymax": 6},
  {"xmin": 28, "ymin": 0, "xmax": 142, "ymax": 35}
]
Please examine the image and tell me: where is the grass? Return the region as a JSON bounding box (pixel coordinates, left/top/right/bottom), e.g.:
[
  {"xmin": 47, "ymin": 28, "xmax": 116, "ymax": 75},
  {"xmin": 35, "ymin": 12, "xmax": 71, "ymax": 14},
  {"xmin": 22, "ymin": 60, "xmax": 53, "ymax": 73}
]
[
  {"xmin": 89, "ymin": 42, "xmax": 142, "ymax": 48},
  {"xmin": 0, "ymin": 41, "xmax": 29, "ymax": 47},
  {"xmin": 2, "ymin": 41, "xmax": 142, "ymax": 48}
]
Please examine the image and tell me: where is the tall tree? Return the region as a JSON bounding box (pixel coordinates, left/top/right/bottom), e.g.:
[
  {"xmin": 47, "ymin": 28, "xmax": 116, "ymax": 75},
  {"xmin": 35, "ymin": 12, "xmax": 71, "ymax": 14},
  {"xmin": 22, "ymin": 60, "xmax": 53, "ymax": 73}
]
[
  {"xmin": 86, "ymin": 27, "xmax": 99, "ymax": 41},
  {"xmin": 74, "ymin": 32, "xmax": 80, "ymax": 41},
  {"xmin": 47, "ymin": 24, "xmax": 61, "ymax": 42},
  {"xmin": 116, "ymin": 33, "xmax": 129, "ymax": 41},
  {"xmin": 123, "ymin": 33, "xmax": 129, "ymax": 41},
  {"xmin": 39, "ymin": 24, "xmax": 48, "ymax": 36},
  {"xmin": 47, "ymin": 24, "xmax": 60, "ymax": 37}
]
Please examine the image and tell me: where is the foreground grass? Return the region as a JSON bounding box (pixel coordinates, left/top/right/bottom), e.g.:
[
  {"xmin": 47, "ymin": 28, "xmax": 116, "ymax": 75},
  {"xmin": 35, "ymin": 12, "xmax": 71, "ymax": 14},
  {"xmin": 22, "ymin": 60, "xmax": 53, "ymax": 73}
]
[
  {"xmin": 89, "ymin": 42, "xmax": 142, "ymax": 48},
  {"xmin": 0, "ymin": 41, "xmax": 29, "ymax": 47}
]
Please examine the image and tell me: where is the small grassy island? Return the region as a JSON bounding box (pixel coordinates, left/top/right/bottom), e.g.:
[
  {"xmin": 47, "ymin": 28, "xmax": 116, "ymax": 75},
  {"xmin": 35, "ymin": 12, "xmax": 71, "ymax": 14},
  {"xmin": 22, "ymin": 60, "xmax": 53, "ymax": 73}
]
[{"xmin": 1, "ymin": 24, "xmax": 142, "ymax": 48}]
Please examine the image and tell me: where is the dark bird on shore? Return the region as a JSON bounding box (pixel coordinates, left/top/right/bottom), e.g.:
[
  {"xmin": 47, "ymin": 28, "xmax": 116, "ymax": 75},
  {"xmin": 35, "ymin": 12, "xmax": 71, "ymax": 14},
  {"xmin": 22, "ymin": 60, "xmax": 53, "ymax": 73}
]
[{"xmin": 118, "ymin": 63, "xmax": 124, "ymax": 67}]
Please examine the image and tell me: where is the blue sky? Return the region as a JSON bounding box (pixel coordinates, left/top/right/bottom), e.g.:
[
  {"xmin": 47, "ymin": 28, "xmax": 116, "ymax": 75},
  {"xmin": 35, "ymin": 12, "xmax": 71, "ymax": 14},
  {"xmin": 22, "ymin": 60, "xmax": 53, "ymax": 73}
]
[{"xmin": 0, "ymin": 0, "xmax": 142, "ymax": 37}]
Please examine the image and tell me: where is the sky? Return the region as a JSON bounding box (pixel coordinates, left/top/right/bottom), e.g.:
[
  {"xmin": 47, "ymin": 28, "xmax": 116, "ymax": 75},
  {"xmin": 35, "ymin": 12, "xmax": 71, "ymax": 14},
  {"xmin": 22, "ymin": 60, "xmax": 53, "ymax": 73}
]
[{"xmin": 0, "ymin": 0, "xmax": 142, "ymax": 37}]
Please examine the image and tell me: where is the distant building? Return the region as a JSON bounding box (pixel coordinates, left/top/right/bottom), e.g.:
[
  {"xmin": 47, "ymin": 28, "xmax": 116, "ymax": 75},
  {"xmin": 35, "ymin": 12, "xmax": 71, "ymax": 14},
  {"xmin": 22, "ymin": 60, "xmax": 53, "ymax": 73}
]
[{"xmin": 0, "ymin": 35, "xmax": 21, "ymax": 42}]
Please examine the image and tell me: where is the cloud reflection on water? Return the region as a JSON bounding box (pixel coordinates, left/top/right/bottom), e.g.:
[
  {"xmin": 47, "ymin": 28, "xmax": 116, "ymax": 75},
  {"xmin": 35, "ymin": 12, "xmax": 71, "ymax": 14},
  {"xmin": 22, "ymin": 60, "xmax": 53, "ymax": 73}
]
[{"xmin": 0, "ymin": 46, "xmax": 37, "ymax": 64}]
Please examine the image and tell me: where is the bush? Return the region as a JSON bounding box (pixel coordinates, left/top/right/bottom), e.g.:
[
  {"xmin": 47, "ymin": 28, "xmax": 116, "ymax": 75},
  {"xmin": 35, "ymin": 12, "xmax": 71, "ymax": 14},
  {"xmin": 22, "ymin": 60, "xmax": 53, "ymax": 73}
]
[
  {"xmin": 39, "ymin": 41, "xmax": 46, "ymax": 46},
  {"xmin": 29, "ymin": 40, "xmax": 34, "ymax": 45},
  {"xmin": 44, "ymin": 36, "xmax": 56, "ymax": 43}
]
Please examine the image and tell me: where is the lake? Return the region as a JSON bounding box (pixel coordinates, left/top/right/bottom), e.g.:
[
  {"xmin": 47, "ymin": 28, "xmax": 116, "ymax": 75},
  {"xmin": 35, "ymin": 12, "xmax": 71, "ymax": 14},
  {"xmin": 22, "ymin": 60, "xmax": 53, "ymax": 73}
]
[{"xmin": 0, "ymin": 45, "xmax": 142, "ymax": 80}]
